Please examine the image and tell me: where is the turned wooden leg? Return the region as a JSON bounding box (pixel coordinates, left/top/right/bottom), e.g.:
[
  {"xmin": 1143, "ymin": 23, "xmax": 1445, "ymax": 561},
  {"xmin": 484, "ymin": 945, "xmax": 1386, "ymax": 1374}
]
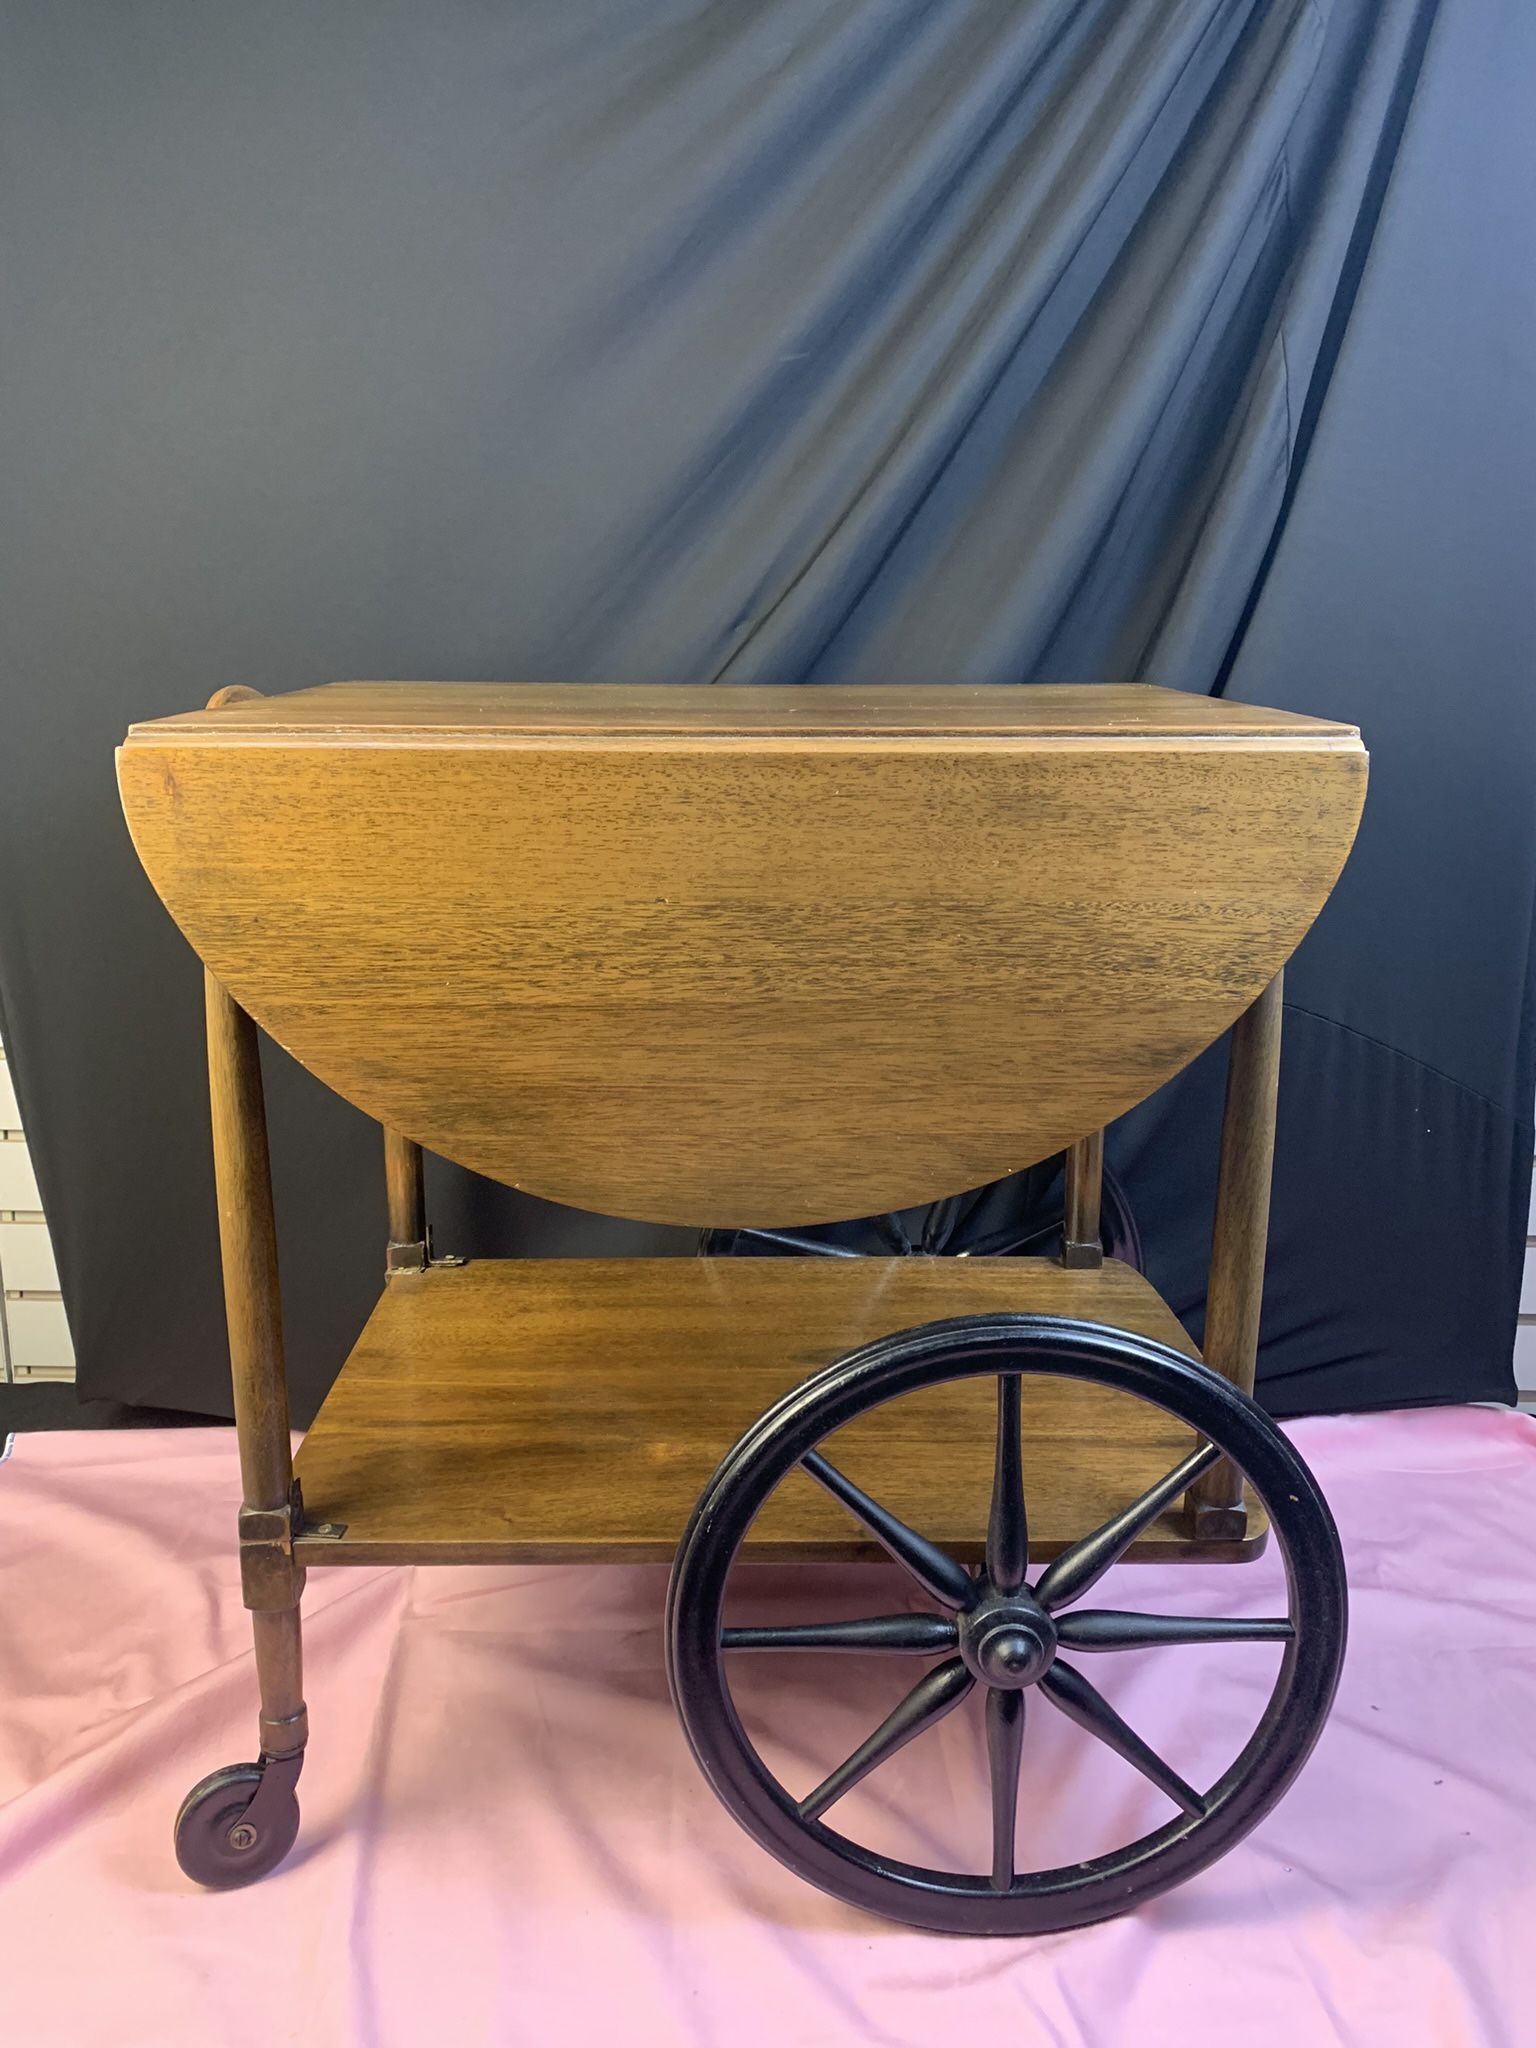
[
  {"xmin": 174, "ymin": 972, "xmax": 307, "ymax": 1887},
  {"xmin": 1188, "ymin": 971, "xmax": 1284, "ymax": 1542},
  {"xmin": 205, "ymin": 968, "xmax": 308, "ymax": 1743},
  {"xmin": 1061, "ymin": 1129, "xmax": 1105, "ymax": 1269},
  {"xmin": 383, "ymin": 1127, "xmax": 428, "ymax": 1274}
]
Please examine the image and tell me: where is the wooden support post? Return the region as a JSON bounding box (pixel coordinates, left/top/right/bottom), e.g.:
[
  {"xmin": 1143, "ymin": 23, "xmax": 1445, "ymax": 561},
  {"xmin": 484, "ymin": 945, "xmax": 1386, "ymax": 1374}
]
[
  {"xmin": 384, "ymin": 1128, "xmax": 428, "ymax": 1273},
  {"xmin": 251, "ymin": 1610, "xmax": 307, "ymax": 1760},
  {"xmin": 1188, "ymin": 970, "xmax": 1284, "ymax": 1542},
  {"xmin": 1062, "ymin": 1130, "xmax": 1105, "ymax": 1269},
  {"xmin": 206, "ymin": 969, "xmax": 308, "ymax": 1758},
  {"xmin": 207, "ymin": 970, "xmax": 293, "ymax": 1512}
]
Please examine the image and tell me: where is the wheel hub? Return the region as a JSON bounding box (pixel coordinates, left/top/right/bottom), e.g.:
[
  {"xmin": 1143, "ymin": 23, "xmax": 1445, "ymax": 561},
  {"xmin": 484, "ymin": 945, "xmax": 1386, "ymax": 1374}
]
[{"xmin": 959, "ymin": 1591, "xmax": 1057, "ymax": 1690}]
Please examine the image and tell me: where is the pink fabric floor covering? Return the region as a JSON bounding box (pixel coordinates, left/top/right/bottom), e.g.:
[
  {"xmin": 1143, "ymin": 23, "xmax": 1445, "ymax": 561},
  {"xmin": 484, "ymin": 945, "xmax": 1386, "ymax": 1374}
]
[{"xmin": 1, "ymin": 1408, "xmax": 1532, "ymax": 2047}]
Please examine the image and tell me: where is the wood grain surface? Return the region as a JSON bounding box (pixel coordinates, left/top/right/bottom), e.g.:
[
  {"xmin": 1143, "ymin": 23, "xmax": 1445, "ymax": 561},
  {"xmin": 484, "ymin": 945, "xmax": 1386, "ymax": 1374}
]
[
  {"xmin": 131, "ymin": 679, "xmax": 1361, "ymax": 743},
  {"xmin": 291, "ymin": 1256, "xmax": 1266, "ymax": 1567},
  {"xmin": 119, "ymin": 682, "xmax": 1365, "ymax": 1226}
]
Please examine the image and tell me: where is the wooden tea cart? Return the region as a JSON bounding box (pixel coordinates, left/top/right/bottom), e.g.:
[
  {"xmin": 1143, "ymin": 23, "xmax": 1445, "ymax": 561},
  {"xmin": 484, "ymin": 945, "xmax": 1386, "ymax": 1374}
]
[{"xmin": 117, "ymin": 681, "xmax": 1366, "ymax": 1934}]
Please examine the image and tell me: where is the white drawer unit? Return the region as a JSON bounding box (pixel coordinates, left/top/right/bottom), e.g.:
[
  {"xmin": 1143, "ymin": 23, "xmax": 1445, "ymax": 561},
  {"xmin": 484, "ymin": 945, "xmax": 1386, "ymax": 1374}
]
[
  {"xmin": 1520, "ymin": 1111, "xmax": 1536, "ymax": 1404},
  {"xmin": 3, "ymin": 1295, "xmax": 74, "ymax": 1377},
  {"xmin": 0, "ymin": 1047, "xmax": 73, "ymax": 1384},
  {"xmin": 0, "ymin": 1136, "xmax": 43, "ymax": 1213},
  {"xmin": 1516, "ymin": 1322, "xmax": 1536, "ymax": 1398},
  {"xmin": 0, "ymin": 1220, "xmax": 59, "ymax": 1292}
]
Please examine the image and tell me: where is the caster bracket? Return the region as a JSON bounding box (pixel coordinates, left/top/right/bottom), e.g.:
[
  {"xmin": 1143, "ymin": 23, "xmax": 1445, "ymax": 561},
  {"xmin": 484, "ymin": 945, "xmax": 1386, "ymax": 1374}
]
[{"xmin": 240, "ymin": 1748, "xmax": 304, "ymax": 1837}]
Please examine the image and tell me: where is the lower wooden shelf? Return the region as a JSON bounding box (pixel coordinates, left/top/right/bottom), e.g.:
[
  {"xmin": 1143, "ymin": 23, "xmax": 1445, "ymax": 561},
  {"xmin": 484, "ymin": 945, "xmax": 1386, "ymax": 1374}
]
[{"xmin": 292, "ymin": 1257, "xmax": 1267, "ymax": 1568}]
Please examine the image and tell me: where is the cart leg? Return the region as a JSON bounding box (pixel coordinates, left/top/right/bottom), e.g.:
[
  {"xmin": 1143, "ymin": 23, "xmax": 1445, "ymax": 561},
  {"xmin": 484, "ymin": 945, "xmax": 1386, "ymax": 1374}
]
[
  {"xmin": 1061, "ymin": 1130, "xmax": 1105, "ymax": 1269},
  {"xmin": 173, "ymin": 971, "xmax": 306, "ymax": 1887},
  {"xmin": 383, "ymin": 1127, "xmax": 428, "ymax": 1273},
  {"xmin": 1189, "ymin": 971, "xmax": 1284, "ymax": 1542}
]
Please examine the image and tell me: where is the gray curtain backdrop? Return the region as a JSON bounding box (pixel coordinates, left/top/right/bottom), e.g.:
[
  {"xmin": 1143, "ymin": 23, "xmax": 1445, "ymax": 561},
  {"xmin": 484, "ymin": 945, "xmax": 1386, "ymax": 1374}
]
[{"xmin": 1, "ymin": 1, "xmax": 1532, "ymax": 1421}]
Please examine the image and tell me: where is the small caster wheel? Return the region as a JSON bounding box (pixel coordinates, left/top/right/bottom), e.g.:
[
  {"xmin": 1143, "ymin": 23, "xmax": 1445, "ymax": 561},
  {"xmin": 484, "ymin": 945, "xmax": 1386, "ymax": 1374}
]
[{"xmin": 174, "ymin": 1753, "xmax": 302, "ymax": 1888}]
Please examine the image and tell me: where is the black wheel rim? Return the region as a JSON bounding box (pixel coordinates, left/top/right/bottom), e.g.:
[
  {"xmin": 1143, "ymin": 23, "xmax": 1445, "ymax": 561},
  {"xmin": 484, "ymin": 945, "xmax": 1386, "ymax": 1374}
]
[{"xmin": 666, "ymin": 1315, "xmax": 1346, "ymax": 1936}]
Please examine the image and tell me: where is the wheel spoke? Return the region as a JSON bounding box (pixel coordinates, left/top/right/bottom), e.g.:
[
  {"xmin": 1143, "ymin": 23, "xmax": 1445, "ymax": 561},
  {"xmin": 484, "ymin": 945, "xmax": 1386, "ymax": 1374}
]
[
  {"xmin": 953, "ymin": 1219, "xmax": 1060, "ymax": 1260},
  {"xmin": 1033, "ymin": 1440, "xmax": 1221, "ymax": 1611},
  {"xmin": 874, "ymin": 1212, "xmax": 913, "ymax": 1256},
  {"xmin": 920, "ymin": 1195, "xmax": 962, "ymax": 1254},
  {"xmin": 730, "ymin": 1228, "xmax": 863, "ymax": 1259},
  {"xmin": 986, "ymin": 1373, "xmax": 1028, "ymax": 1594},
  {"xmin": 985, "ymin": 1687, "xmax": 1025, "ymax": 1890},
  {"xmin": 797, "ymin": 1658, "xmax": 975, "ymax": 1822},
  {"xmin": 1057, "ymin": 1611, "xmax": 1293, "ymax": 1653},
  {"xmin": 722, "ymin": 1614, "xmax": 959, "ymax": 1654},
  {"xmin": 801, "ymin": 1451, "xmax": 976, "ymax": 1610},
  {"xmin": 932, "ymin": 1187, "xmax": 985, "ymax": 1253},
  {"xmin": 1040, "ymin": 1661, "xmax": 1207, "ymax": 1817}
]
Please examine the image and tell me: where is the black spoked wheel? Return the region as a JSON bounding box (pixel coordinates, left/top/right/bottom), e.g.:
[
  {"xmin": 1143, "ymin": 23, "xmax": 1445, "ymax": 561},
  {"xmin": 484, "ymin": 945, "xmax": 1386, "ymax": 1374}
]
[{"xmin": 666, "ymin": 1315, "xmax": 1346, "ymax": 1936}]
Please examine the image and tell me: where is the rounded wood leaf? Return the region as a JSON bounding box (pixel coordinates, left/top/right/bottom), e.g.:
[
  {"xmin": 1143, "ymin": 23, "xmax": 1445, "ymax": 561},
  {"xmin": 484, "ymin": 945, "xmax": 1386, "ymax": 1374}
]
[{"xmin": 117, "ymin": 684, "xmax": 1366, "ymax": 1225}]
